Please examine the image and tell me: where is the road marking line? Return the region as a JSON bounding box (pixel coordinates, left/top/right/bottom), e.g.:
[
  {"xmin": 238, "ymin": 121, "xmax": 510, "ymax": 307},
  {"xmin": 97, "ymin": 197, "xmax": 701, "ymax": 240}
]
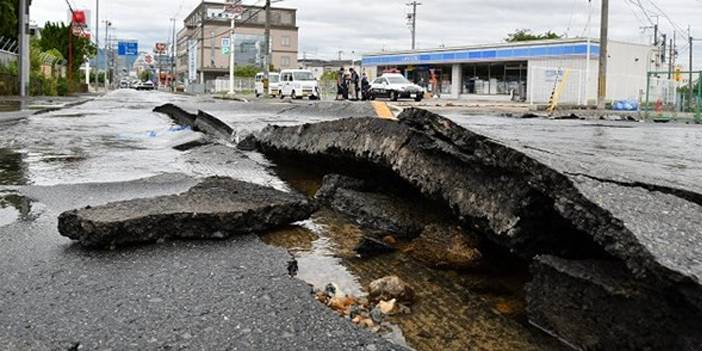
[{"xmin": 372, "ymin": 101, "xmax": 396, "ymax": 120}]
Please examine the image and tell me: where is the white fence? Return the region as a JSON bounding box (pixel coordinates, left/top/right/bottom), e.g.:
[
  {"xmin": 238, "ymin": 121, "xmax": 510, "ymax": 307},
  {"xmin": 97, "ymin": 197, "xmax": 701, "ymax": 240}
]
[
  {"xmin": 0, "ymin": 50, "xmax": 17, "ymax": 66},
  {"xmin": 528, "ymin": 65, "xmax": 651, "ymax": 106},
  {"xmin": 210, "ymin": 77, "xmax": 255, "ymax": 93}
]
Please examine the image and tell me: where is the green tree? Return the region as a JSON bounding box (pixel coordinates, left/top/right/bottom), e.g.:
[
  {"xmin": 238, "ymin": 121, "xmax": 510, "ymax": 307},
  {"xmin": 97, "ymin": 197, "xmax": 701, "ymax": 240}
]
[
  {"xmin": 38, "ymin": 22, "xmax": 96, "ymax": 80},
  {"xmin": 234, "ymin": 65, "xmax": 259, "ymax": 78},
  {"xmin": 320, "ymin": 70, "xmax": 337, "ymax": 82},
  {"xmin": 0, "ymin": 0, "xmax": 18, "ymax": 39},
  {"xmin": 505, "ymin": 29, "xmax": 562, "ymax": 43},
  {"xmin": 139, "ymin": 70, "xmax": 153, "ymax": 81}
]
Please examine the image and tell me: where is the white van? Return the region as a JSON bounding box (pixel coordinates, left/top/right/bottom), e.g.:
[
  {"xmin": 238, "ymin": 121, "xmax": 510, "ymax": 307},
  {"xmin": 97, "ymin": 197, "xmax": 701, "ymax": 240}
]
[
  {"xmin": 254, "ymin": 72, "xmax": 280, "ymax": 98},
  {"xmin": 278, "ymin": 69, "xmax": 320, "ymax": 100}
]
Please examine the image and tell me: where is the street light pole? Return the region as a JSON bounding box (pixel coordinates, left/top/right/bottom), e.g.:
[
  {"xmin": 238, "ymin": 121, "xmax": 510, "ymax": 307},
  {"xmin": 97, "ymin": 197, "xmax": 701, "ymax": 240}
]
[
  {"xmin": 18, "ymin": 0, "xmax": 29, "ymax": 97},
  {"xmin": 597, "ymin": 0, "xmax": 609, "ymax": 110}
]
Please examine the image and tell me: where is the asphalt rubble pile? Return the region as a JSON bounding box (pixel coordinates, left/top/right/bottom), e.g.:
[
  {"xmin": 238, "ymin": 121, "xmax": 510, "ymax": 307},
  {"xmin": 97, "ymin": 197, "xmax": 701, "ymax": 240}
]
[
  {"xmin": 314, "ymin": 276, "xmax": 415, "ymax": 335},
  {"xmin": 237, "ymin": 107, "xmax": 702, "ymax": 350}
]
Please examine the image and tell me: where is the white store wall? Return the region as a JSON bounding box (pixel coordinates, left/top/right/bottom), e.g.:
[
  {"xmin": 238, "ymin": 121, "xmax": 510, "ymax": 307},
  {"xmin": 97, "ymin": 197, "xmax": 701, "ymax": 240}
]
[{"xmin": 527, "ymin": 41, "xmax": 653, "ymax": 105}]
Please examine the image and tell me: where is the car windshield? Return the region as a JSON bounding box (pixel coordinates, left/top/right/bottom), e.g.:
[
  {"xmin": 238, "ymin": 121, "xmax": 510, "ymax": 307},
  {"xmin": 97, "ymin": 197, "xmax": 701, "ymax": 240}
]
[
  {"xmin": 270, "ymin": 75, "xmax": 280, "ymax": 83},
  {"xmin": 386, "ymin": 76, "xmax": 411, "ymax": 84},
  {"xmin": 293, "ymin": 72, "xmax": 315, "ymax": 81}
]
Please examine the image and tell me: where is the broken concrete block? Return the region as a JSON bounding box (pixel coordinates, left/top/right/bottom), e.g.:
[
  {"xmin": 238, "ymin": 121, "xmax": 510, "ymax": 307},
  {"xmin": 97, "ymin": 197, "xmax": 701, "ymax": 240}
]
[
  {"xmin": 58, "ymin": 177, "xmax": 316, "ymax": 248},
  {"xmin": 527, "ymin": 256, "xmax": 702, "ymax": 350},
  {"xmin": 406, "ymin": 224, "xmax": 482, "ymax": 270}
]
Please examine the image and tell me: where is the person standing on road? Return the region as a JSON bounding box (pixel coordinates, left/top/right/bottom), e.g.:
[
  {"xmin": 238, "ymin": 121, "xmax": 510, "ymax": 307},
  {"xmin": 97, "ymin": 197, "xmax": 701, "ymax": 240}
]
[
  {"xmin": 336, "ymin": 67, "xmax": 345, "ymax": 100},
  {"xmin": 349, "ymin": 68, "xmax": 359, "ymax": 101},
  {"xmin": 361, "ymin": 73, "xmax": 370, "ymax": 101},
  {"xmin": 342, "ymin": 71, "xmax": 351, "ymax": 100}
]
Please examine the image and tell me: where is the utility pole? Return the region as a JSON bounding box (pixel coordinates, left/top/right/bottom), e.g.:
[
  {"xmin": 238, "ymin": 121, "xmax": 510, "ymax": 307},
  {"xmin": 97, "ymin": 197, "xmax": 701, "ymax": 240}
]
[
  {"xmin": 103, "ymin": 20, "xmax": 110, "ymax": 90},
  {"xmin": 170, "ymin": 18, "xmax": 176, "ymax": 92},
  {"xmin": 597, "ymin": 0, "xmax": 609, "ymax": 110},
  {"xmin": 689, "ymin": 26, "xmax": 693, "ymax": 112},
  {"xmin": 585, "ymin": 0, "xmax": 592, "ymax": 106},
  {"xmin": 661, "ymin": 33, "xmax": 667, "ymax": 65},
  {"xmin": 264, "ymin": 0, "xmax": 271, "ymax": 79},
  {"xmin": 18, "ymin": 0, "xmax": 29, "ymax": 97},
  {"xmin": 669, "ymin": 36, "xmax": 674, "ymax": 79},
  {"xmin": 199, "ymin": 0, "xmax": 205, "ymax": 85},
  {"xmin": 228, "ymin": 16, "xmax": 236, "ymax": 95},
  {"xmin": 407, "ymin": 1, "xmax": 421, "ymax": 50},
  {"xmin": 95, "ymin": 0, "xmax": 99, "ymax": 90}
]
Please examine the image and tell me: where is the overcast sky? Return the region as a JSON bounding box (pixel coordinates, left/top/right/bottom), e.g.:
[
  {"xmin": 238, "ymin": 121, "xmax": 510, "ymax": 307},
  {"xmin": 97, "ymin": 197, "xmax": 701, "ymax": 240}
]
[{"xmin": 31, "ymin": 0, "xmax": 702, "ymax": 68}]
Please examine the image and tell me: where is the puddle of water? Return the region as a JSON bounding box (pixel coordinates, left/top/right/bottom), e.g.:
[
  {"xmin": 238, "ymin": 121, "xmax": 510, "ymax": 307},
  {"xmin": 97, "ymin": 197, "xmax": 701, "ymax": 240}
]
[
  {"xmin": 0, "ymin": 191, "xmax": 36, "ymax": 227},
  {"xmin": 262, "ymin": 210, "xmax": 565, "ymax": 350}
]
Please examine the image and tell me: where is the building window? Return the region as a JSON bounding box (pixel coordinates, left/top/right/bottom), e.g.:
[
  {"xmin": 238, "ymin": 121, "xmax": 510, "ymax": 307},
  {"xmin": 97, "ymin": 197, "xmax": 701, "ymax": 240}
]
[
  {"xmin": 281, "ymin": 36, "xmax": 291, "ymax": 48},
  {"xmin": 281, "ymin": 56, "xmax": 291, "ymax": 67}
]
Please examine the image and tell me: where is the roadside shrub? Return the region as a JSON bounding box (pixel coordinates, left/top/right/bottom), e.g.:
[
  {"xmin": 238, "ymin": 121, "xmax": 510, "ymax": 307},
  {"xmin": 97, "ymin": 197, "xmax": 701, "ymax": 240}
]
[{"xmin": 57, "ymin": 77, "xmax": 68, "ymax": 96}]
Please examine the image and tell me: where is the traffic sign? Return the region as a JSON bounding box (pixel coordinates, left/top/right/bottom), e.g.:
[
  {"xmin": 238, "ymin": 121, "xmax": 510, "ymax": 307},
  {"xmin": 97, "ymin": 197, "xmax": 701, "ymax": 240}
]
[
  {"xmin": 222, "ymin": 38, "xmax": 231, "ymax": 55},
  {"xmin": 118, "ymin": 41, "xmax": 139, "ymax": 56},
  {"xmin": 144, "ymin": 54, "xmax": 154, "ymax": 65},
  {"xmin": 154, "ymin": 42, "xmax": 167, "ymax": 54}
]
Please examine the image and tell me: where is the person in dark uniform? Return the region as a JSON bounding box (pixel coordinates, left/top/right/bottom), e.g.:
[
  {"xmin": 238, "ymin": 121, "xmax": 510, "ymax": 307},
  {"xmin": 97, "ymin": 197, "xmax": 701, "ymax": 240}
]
[
  {"xmin": 336, "ymin": 67, "xmax": 345, "ymax": 100},
  {"xmin": 349, "ymin": 68, "xmax": 360, "ymax": 101},
  {"xmin": 361, "ymin": 72, "xmax": 370, "ymax": 101}
]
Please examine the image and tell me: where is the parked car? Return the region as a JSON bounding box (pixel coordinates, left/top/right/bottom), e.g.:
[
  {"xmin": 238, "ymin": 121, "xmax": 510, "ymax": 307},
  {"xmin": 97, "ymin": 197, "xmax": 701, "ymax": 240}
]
[
  {"xmin": 278, "ymin": 69, "xmax": 320, "ymax": 100},
  {"xmin": 255, "ymin": 72, "xmax": 281, "ymax": 98},
  {"xmin": 368, "ymin": 73, "xmax": 424, "ymax": 102},
  {"xmin": 119, "ymin": 79, "xmax": 130, "ymax": 89},
  {"xmin": 134, "ymin": 80, "xmax": 155, "ymax": 91}
]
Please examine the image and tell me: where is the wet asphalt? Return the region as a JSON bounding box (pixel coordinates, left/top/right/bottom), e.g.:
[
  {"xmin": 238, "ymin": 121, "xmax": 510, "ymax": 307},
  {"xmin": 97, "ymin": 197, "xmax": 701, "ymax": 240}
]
[
  {"xmin": 2, "ymin": 90, "xmax": 701, "ymax": 350},
  {"xmin": 0, "ymin": 90, "xmax": 402, "ymax": 350}
]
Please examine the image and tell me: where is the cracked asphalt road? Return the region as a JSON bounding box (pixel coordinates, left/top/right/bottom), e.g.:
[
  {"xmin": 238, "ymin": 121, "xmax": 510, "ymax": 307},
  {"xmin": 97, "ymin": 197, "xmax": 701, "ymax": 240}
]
[{"xmin": 0, "ymin": 90, "xmax": 403, "ymax": 350}]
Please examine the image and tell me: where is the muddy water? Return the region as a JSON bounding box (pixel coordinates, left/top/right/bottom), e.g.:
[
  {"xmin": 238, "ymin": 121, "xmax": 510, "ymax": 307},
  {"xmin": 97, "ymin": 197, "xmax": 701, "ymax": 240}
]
[{"xmin": 262, "ymin": 175, "xmax": 565, "ymax": 351}]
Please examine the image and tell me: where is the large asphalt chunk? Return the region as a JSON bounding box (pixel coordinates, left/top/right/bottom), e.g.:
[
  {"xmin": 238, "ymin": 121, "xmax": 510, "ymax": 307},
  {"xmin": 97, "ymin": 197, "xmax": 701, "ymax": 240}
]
[
  {"xmin": 58, "ymin": 177, "xmax": 316, "ymax": 248},
  {"xmin": 527, "ymin": 256, "xmax": 702, "ymax": 350}
]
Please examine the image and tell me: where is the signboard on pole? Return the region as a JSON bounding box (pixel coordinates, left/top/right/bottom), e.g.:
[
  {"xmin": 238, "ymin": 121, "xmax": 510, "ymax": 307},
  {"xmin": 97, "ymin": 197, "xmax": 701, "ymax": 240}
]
[
  {"xmin": 118, "ymin": 41, "xmax": 139, "ymax": 56},
  {"xmin": 221, "ymin": 38, "xmax": 231, "ymax": 55}
]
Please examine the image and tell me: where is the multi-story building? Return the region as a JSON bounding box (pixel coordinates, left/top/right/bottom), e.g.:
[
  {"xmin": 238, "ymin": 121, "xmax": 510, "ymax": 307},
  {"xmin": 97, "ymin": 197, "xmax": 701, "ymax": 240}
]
[{"xmin": 176, "ymin": 1, "xmax": 298, "ymax": 85}]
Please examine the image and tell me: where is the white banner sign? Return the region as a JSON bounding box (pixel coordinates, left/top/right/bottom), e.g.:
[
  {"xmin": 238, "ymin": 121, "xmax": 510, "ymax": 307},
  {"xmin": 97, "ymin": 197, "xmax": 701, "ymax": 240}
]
[{"xmin": 188, "ymin": 40, "xmax": 198, "ymax": 82}]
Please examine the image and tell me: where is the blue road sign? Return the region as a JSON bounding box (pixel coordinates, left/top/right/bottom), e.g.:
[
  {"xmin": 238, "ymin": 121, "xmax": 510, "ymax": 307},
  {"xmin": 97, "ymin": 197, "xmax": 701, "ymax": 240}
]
[{"xmin": 118, "ymin": 42, "xmax": 139, "ymax": 56}]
